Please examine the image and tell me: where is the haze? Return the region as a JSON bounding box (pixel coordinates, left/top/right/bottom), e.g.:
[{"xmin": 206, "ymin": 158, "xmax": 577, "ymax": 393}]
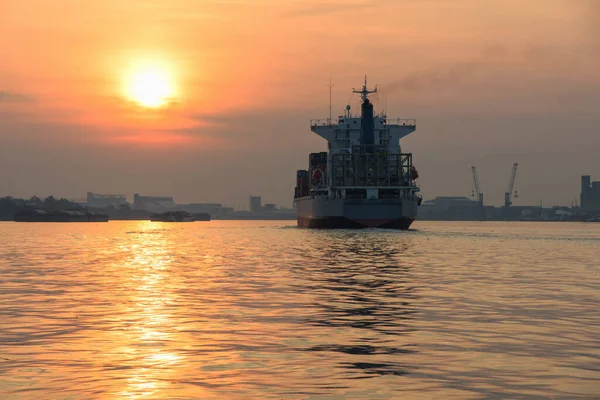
[{"xmin": 1, "ymin": 0, "xmax": 599, "ymax": 207}]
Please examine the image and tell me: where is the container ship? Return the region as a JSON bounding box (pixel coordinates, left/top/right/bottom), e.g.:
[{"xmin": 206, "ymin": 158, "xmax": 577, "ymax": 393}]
[{"xmin": 294, "ymin": 77, "xmax": 422, "ymax": 229}]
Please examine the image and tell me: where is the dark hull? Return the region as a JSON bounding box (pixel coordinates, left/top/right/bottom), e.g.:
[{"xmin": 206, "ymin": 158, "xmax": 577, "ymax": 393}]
[
  {"xmin": 150, "ymin": 219, "xmax": 194, "ymax": 222},
  {"xmin": 192, "ymin": 213, "xmax": 211, "ymax": 221},
  {"xmin": 150, "ymin": 211, "xmax": 195, "ymax": 222},
  {"xmin": 298, "ymin": 216, "xmax": 414, "ymax": 230}
]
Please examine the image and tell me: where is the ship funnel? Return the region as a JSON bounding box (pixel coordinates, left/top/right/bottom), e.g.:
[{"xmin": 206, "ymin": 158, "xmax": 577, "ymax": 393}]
[{"xmin": 361, "ymin": 98, "xmax": 375, "ymax": 148}]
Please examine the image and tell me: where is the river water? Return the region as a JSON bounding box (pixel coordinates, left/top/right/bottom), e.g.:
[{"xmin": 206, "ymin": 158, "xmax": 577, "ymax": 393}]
[{"xmin": 0, "ymin": 221, "xmax": 598, "ymax": 399}]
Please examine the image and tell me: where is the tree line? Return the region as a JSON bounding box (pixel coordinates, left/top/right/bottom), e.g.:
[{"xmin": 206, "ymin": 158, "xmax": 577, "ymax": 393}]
[{"xmin": 0, "ymin": 196, "xmax": 83, "ymax": 220}]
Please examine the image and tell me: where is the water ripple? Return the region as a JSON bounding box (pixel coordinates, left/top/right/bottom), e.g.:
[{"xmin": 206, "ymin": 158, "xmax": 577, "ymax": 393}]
[{"xmin": 0, "ymin": 220, "xmax": 598, "ymax": 399}]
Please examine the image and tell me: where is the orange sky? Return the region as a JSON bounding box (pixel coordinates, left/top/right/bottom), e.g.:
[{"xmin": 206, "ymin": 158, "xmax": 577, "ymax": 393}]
[{"xmin": 1, "ymin": 0, "xmax": 599, "ymax": 206}]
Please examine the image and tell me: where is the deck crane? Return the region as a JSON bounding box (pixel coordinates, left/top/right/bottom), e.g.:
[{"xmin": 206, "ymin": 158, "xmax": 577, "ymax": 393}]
[
  {"xmin": 471, "ymin": 166, "xmax": 483, "ymax": 206},
  {"xmin": 504, "ymin": 163, "xmax": 519, "ymax": 208}
]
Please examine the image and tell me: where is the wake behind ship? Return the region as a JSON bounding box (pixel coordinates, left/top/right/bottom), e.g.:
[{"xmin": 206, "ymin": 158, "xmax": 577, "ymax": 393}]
[{"xmin": 294, "ymin": 77, "xmax": 422, "ymax": 229}]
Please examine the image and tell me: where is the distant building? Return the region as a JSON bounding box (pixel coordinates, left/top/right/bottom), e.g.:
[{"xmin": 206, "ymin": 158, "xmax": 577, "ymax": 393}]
[
  {"xmin": 86, "ymin": 192, "xmax": 126, "ymax": 208},
  {"xmin": 581, "ymin": 175, "xmax": 600, "ymax": 211},
  {"xmin": 422, "ymin": 196, "xmax": 478, "ymax": 209},
  {"xmin": 263, "ymin": 203, "xmax": 277, "ymax": 211},
  {"xmin": 178, "ymin": 203, "xmax": 233, "ymax": 216},
  {"xmin": 179, "ymin": 203, "xmax": 222, "ymax": 214},
  {"xmin": 220, "ymin": 207, "xmax": 234, "ymax": 215},
  {"xmin": 249, "ymin": 195, "xmax": 262, "ymax": 212},
  {"xmin": 133, "ymin": 193, "xmax": 176, "ymax": 213},
  {"xmin": 419, "ymin": 196, "xmax": 486, "ymax": 220}
]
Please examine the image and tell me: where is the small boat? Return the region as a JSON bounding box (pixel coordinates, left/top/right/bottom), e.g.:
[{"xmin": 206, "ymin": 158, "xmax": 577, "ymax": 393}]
[
  {"xmin": 192, "ymin": 213, "xmax": 211, "ymax": 221},
  {"xmin": 586, "ymin": 216, "xmax": 600, "ymax": 222},
  {"xmin": 150, "ymin": 211, "xmax": 194, "ymax": 222}
]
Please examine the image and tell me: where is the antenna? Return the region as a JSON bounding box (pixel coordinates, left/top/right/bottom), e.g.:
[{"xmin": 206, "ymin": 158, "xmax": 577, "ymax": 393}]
[
  {"xmin": 327, "ymin": 74, "xmax": 334, "ymax": 124},
  {"xmin": 353, "ymin": 74, "xmax": 377, "ymax": 101}
]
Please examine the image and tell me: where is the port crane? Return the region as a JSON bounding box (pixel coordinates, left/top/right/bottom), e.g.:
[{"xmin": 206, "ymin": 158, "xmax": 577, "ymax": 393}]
[
  {"xmin": 504, "ymin": 163, "xmax": 519, "ymax": 207},
  {"xmin": 471, "ymin": 166, "xmax": 483, "ymax": 206}
]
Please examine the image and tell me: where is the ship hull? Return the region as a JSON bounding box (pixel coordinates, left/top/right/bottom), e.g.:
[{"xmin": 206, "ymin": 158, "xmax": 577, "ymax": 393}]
[
  {"xmin": 296, "ymin": 197, "xmax": 418, "ymax": 230},
  {"xmin": 298, "ymin": 216, "xmax": 414, "ymax": 229},
  {"xmin": 150, "ymin": 211, "xmax": 195, "ymax": 222}
]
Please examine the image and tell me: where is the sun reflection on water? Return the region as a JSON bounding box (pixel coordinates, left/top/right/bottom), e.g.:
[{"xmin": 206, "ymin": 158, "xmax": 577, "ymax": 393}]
[{"xmin": 114, "ymin": 222, "xmax": 184, "ymax": 399}]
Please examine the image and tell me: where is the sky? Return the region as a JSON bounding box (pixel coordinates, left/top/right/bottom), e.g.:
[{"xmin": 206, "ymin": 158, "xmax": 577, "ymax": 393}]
[{"xmin": 1, "ymin": 0, "xmax": 599, "ymax": 208}]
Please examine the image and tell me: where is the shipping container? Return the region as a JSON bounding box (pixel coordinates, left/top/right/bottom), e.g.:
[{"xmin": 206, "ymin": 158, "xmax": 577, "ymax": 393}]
[
  {"xmin": 309, "ymin": 153, "xmax": 320, "ymax": 167},
  {"xmin": 296, "ymin": 170, "xmax": 310, "ymax": 197}
]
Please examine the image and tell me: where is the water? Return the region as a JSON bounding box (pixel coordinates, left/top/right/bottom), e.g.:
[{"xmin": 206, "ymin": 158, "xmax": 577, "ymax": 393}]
[{"xmin": 0, "ymin": 221, "xmax": 599, "ymax": 399}]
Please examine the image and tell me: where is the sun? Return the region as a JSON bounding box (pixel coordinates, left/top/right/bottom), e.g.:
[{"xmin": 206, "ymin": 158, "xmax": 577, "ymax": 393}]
[{"xmin": 124, "ymin": 61, "xmax": 176, "ymax": 108}]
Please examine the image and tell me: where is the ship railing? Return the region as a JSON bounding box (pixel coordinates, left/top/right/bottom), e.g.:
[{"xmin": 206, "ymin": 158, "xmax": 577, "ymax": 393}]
[
  {"xmin": 381, "ymin": 118, "xmax": 416, "ymax": 127},
  {"xmin": 310, "ymin": 119, "xmax": 342, "ymax": 127},
  {"xmin": 311, "ymin": 118, "xmax": 416, "ymax": 127}
]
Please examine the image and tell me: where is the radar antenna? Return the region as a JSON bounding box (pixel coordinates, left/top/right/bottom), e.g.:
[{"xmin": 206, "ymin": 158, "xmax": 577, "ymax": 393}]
[{"xmin": 353, "ymin": 75, "xmax": 377, "ymax": 101}]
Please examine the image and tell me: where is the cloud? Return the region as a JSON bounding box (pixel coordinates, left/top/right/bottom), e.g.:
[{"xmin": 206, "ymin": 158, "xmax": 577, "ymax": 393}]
[
  {"xmin": 376, "ymin": 47, "xmax": 500, "ymax": 100},
  {"xmin": 379, "ymin": 63, "xmax": 478, "ymax": 95},
  {"xmin": 193, "ymin": 113, "xmax": 235, "ymax": 125},
  {"xmin": 377, "ymin": 42, "xmax": 591, "ymax": 100},
  {"xmin": 585, "ymin": 0, "xmax": 600, "ymax": 48},
  {"xmin": 108, "ymin": 132, "xmax": 204, "ymax": 145},
  {"xmin": 281, "ymin": 0, "xmax": 389, "ymax": 18},
  {"xmin": 154, "ymin": 125, "xmax": 230, "ymax": 145},
  {"xmin": 0, "ymin": 91, "xmax": 34, "ymax": 103}
]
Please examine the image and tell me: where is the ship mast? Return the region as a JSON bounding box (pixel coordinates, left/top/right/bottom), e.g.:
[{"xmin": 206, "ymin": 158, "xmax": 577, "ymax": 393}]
[
  {"xmin": 352, "ymin": 75, "xmax": 377, "ymax": 101},
  {"xmin": 328, "ymin": 74, "xmax": 334, "ymax": 124}
]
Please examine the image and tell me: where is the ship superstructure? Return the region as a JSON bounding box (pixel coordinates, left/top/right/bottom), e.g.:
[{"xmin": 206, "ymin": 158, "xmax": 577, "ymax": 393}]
[{"xmin": 294, "ymin": 77, "xmax": 421, "ymax": 229}]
